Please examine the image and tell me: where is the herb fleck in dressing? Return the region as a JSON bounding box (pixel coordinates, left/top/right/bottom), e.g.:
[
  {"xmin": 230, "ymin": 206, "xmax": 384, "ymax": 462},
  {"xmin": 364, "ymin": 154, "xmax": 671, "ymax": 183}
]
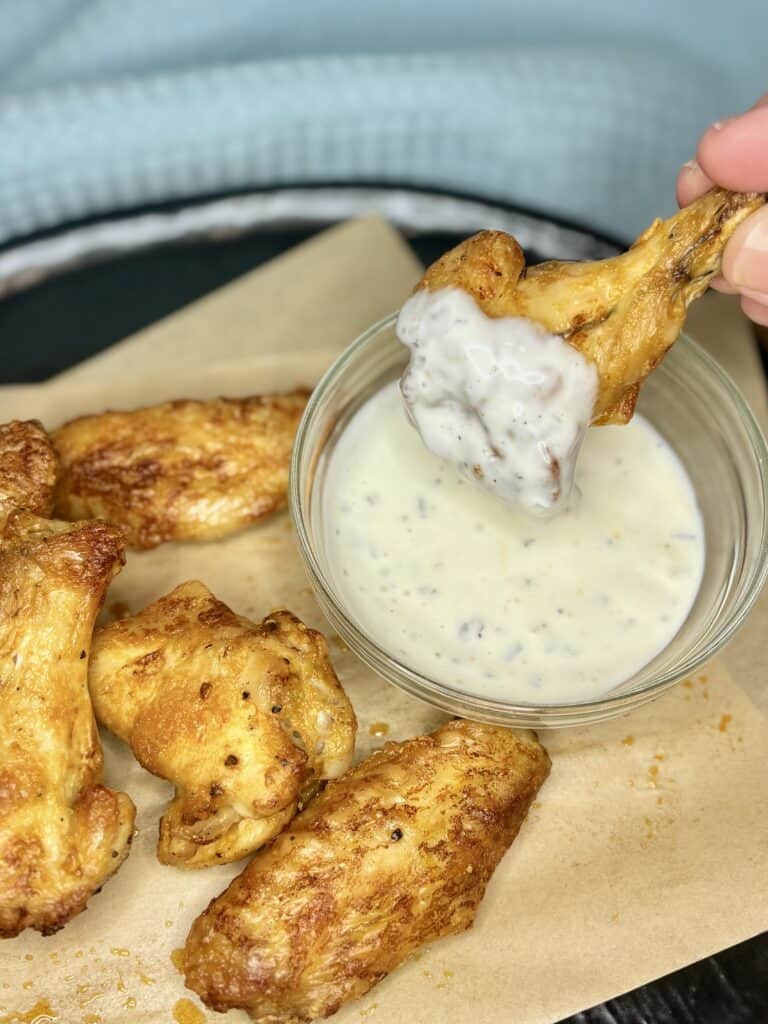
[{"xmin": 321, "ymin": 381, "xmax": 704, "ymax": 703}]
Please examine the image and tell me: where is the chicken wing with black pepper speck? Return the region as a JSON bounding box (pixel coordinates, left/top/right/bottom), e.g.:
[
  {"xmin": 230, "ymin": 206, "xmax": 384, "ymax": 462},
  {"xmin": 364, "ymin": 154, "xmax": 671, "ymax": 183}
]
[
  {"xmin": 0, "ymin": 512, "xmax": 135, "ymax": 938},
  {"xmin": 89, "ymin": 581, "xmax": 356, "ymax": 868},
  {"xmin": 184, "ymin": 718, "xmax": 549, "ymax": 1021}
]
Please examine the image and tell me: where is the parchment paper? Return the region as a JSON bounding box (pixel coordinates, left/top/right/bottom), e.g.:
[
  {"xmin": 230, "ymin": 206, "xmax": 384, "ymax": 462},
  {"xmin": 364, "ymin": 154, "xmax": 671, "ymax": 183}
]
[{"xmin": 0, "ymin": 218, "xmax": 767, "ymax": 1024}]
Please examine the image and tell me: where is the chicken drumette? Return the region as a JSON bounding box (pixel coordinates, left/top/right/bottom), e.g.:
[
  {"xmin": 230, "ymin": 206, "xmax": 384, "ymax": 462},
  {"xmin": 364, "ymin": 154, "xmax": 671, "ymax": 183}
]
[
  {"xmin": 0, "ymin": 513, "xmax": 135, "ymax": 938},
  {"xmin": 184, "ymin": 719, "xmax": 549, "ymax": 1022},
  {"xmin": 89, "ymin": 581, "xmax": 356, "ymax": 868},
  {"xmin": 418, "ymin": 187, "xmax": 764, "ymax": 424}
]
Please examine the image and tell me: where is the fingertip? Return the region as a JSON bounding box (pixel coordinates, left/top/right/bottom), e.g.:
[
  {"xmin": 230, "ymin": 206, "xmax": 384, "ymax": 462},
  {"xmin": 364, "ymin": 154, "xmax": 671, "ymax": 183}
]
[
  {"xmin": 676, "ymin": 160, "xmax": 715, "ymax": 207},
  {"xmin": 721, "ymin": 205, "xmax": 768, "ymax": 289},
  {"xmin": 696, "ymin": 121, "xmax": 731, "ymax": 176},
  {"xmin": 697, "ymin": 106, "xmax": 768, "ymax": 192}
]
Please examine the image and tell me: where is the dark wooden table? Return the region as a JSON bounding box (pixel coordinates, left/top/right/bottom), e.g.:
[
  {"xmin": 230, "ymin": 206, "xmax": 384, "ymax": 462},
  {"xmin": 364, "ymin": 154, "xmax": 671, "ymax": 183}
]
[{"xmin": 1, "ymin": 193, "xmax": 765, "ymax": 1024}]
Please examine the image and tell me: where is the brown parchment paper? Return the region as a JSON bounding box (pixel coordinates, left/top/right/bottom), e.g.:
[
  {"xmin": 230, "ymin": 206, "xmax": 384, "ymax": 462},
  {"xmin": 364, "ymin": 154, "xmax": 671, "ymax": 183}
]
[{"xmin": 0, "ymin": 218, "xmax": 767, "ymax": 1024}]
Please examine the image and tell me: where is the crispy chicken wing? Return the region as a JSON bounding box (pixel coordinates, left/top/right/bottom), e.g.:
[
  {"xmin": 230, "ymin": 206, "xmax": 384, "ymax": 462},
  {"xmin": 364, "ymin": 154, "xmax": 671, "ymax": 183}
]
[
  {"xmin": 89, "ymin": 581, "xmax": 356, "ymax": 868},
  {"xmin": 0, "ymin": 419, "xmax": 58, "ymax": 527},
  {"xmin": 52, "ymin": 392, "xmax": 309, "ymax": 549},
  {"xmin": 184, "ymin": 719, "xmax": 549, "ymax": 1022},
  {"xmin": 418, "ymin": 187, "xmax": 764, "ymax": 424},
  {"xmin": 0, "ymin": 512, "xmax": 135, "ymax": 938}
]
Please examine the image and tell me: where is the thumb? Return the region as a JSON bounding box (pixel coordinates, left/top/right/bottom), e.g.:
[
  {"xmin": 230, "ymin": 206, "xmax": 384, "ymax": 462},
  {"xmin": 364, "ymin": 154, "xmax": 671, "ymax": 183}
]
[
  {"xmin": 697, "ymin": 94, "xmax": 768, "ymax": 193},
  {"xmin": 720, "ymin": 203, "xmax": 768, "ymax": 304}
]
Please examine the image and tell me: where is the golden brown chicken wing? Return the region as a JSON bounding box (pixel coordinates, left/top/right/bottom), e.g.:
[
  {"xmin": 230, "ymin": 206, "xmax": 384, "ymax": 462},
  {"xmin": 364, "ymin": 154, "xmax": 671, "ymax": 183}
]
[
  {"xmin": 184, "ymin": 719, "xmax": 549, "ymax": 1021},
  {"xmin": 89, "ymin": 581, "xmax": 356, "ymax": 868},
  {"xmin": 52, "ymin": 392, "xmax": 309, "ymax": 549},
  {"xmin": 418, "ymin": 187, "xmax": 764, "ymax": 424},
  {"xmin": 0, "ymin": 419, "xmax": 58, "ymax": 527},
  {"xmin": 0, "ymin": 512, "xmax": 135, "ymax": 938}
]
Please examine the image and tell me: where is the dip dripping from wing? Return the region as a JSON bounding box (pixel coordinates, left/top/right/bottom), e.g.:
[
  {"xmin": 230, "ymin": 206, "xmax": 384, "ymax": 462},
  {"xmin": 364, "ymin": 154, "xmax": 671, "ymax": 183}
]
[{"xmin": 397, "ymin": 287, "xmax": 596, "ymax": 515}]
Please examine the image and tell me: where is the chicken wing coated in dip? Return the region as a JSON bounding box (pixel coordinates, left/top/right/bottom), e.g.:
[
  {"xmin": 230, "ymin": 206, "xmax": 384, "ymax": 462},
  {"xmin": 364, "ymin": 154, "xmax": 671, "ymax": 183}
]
[
  {"xmin": 183, "ymin": 719, "xmax": 549, "ymax": 1022},
  {"xmin": 399, "ymin": 187, "xmax": 764, "ymax": 514},
  {"xmin": 89, "ymin": 581, "xmax": 356, "ymax": 868},
  {"xmin": 52, "ymin": 392, "xmax": 309, "ymax": 549},
  {"xmin": 0, "ymin": 512, "xmax": 135, "ymax": 938},
  {"xmin": 415, "ymin": 187, "xmax": 764, "ymax": 425}
]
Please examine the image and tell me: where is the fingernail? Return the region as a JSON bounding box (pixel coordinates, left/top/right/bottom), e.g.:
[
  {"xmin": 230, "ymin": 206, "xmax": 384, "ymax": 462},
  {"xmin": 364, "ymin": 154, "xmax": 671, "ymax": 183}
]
[
  {"xmin": 729, "ymin": 210, "xmax": 768, "ymax": 290},
  {"xmin": 681, "ymin": 159, "xmax": 701, "ymax": 173}
]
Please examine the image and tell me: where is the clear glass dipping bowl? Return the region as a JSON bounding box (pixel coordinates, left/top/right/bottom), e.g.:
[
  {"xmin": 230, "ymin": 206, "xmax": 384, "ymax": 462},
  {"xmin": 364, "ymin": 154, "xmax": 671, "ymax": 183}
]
[{"xmin": 290, "ymin": 313, "xmax": 768, "ymax": 727}]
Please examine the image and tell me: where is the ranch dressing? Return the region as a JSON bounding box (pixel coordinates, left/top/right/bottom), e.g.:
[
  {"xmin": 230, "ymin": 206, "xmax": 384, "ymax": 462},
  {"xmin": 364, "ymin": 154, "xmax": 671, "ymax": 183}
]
[
  {"xmin": 320, "ymin": 381, "xmax": 704, "ymax": 704},
  {"xmin": 397, "ymin": 287, "xmax": 598, "ymax": 515}
]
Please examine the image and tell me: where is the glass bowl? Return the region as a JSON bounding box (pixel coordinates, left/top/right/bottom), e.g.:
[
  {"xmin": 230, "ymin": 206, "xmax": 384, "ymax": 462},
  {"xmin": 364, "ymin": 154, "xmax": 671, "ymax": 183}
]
[{"xmin": 290, "ymin": 313, "xmax": 768, "ymax": 728}]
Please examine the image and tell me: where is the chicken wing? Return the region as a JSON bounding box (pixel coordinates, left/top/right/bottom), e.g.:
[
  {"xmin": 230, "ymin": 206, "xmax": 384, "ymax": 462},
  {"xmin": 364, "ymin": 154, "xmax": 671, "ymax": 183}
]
[
  {"xmin": 0, "ymin": 512, "xmax": 135, "ymax": 938},
  {"xmin": 184, "ymin": 719, "xmax": 549, "ymax": 1022},
  {"xmin": 418, "ymin": 187, "xmax": 764, "ymax": 424},
  {"xmin": 52, "ymin": 392, "xmax": 309, "ymax": 549},
  {"xmin": 0, "ymin": 419, "xmax": 58, "ymax": 527},
  {"xmin": 89, "ymin": 581, "xmax": 356, "ymax": 868}
]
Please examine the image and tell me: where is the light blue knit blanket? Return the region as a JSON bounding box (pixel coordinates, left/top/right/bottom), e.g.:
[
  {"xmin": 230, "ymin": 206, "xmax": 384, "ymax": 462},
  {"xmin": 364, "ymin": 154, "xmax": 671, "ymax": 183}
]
[{"xmin": 1, "ymin": 0, "xmax": 764, "ymax": 244}]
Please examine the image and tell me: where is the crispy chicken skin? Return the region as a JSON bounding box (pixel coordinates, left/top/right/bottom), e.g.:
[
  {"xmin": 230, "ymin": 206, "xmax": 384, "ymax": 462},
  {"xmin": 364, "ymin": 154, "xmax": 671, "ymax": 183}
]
[
  {"xmin": 89, "ymin": 581, "xmax": 356, "ymax": 868},
  {"xmin": 184, "ymin": 719, "xmax": 550, "ymax": 1022},
  {"xmin": 52, "ymin": 392, "xmax": 309, "ymax": 549},
  {"xmin": 418, "ymin": 187, "xmax": 765, "ymax": 424},
  {"xmin": 0, "ymin": 512, "xmax": 135, "ymax": 938},
  {"xmin": 0, "ymin": 419, "xmax": 58, "ymax": 527}
]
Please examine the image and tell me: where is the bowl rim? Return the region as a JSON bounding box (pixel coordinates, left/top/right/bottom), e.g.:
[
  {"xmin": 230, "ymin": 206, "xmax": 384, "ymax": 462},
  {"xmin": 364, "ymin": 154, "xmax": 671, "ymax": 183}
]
[{"xmin": 290, "ymin": 311, "xmax": 768, "ymax": 723}]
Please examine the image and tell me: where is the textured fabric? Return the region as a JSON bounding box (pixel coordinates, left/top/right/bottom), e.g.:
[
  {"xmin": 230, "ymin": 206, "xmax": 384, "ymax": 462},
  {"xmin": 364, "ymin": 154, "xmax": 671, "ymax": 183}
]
[{"xmin": 0, "ymin": 1, "xmax": 765, "ymax": 244}]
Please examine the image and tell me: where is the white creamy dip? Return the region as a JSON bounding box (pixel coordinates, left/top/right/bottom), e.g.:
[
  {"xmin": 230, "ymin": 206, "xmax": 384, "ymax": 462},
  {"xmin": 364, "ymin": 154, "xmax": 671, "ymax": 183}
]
[
  {"xmin": 321, "ymin": 381, "xmax": 704, "ymax": 704},
  {"xmin": 397, "ymin": 287, "xmax": 598, "ymax": 515}
]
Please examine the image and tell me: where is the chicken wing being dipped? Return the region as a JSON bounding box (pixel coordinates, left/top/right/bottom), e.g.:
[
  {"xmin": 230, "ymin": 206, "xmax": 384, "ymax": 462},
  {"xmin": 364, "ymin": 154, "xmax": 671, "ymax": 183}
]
[
  {"xmin": 52, "ymin": 392, "xmax": 309, "ymax": 549},
  {"xmin": 416, "ymin": 186, "xmax": 764, "ymax": 423},
  {"xmin": 398, "ymin": 187, "xmax": 765, "ymax": 513},
  {"xmin": 0, "ymin": 512, "xmax": 135, "ymax": 938},
  {"xmin": 184, "ymin": 719, "xmax": 550, "ymax": 1022},
  {"xmin": 89, "ymin": 581, "xmax": 356, "ymax": 868},
  {"xmin": 0, "ymin": 419, "xmax": 58, "ymax": 527}
]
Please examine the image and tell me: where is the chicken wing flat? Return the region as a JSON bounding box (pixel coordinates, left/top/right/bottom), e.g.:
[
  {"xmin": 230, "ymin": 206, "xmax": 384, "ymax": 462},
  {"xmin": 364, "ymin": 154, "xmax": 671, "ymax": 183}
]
[
  {"xmin": 52, "ymin": 392, "xmax": 309, "ymax": 549},
  {"xmin": 89, "ymin": 581, "xmax": 356, "ymax": 868},
  {"xmin": 0, "ymin": 419, "xmax": 58, "ymax": 527},
  {"xmin": 0, "ymin": 512, "xmax": 135, "ymax": 938},
  {"xmin": 184, "ymin": 719, "xmax": 550, "ymax": 1022},
  {"xmin": 418, "ymin": 187, "xmax": 764, "ymax": 424}
]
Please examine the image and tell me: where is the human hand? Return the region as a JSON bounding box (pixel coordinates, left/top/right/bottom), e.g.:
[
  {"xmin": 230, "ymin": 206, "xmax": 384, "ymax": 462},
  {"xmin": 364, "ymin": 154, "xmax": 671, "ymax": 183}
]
[{"xmin": 677, "ymin": 94, "xmax": 768, "ymax": 326}]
